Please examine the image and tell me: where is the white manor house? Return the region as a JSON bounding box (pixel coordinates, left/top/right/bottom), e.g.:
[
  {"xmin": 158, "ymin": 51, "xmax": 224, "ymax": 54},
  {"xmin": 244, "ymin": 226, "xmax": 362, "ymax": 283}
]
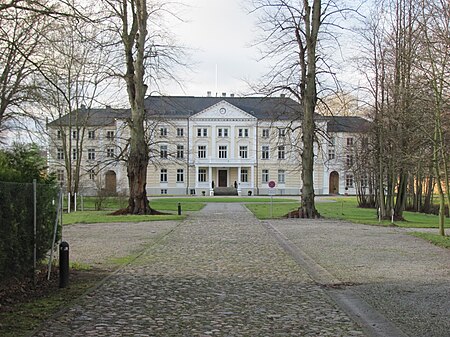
[{"xmin": 48, "ymin": 95, "xmax": 370, "ymax": 196}]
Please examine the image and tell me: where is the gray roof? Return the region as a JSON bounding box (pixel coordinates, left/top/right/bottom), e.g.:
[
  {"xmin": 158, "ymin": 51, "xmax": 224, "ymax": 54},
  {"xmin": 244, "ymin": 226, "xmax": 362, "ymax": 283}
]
[
  {"xmin": 144, "ymin": 96, "xmax": 303, "ymax": 120},
  {"xmin": 326, "ymin": 116, "xmax": 371, "ymax": 133},
  {"xmin": 47, "ymin": 107, "xmax": 128, "ymax": 127}
]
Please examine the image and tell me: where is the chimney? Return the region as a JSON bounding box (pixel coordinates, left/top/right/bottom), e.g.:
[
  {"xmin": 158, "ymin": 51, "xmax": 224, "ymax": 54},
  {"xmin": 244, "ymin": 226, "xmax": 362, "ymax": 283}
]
[
  {"xmin": 105, "ymin": 105, "xmax": 111, "ymax": 109},
  {"xmin": 230, "ymin": 93, "xmax": 235, "ymax": 97},
  {"xmin": 280, "ymin": 94, "xmax": 286, "ymax": 98},
  {"xmin": 222, "ymin": 92, "xmax": 226, "ymax": 97},
  {"xmin": 207, "ymin": 91, "xmax": 212, "ymax": 97}
]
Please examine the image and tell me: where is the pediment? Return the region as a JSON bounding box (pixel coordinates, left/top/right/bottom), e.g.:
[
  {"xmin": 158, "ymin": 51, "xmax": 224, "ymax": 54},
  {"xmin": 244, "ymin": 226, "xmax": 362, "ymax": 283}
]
[{"xmin": 190, "ymin": 101, "xmax": 256, "ymax": 120}]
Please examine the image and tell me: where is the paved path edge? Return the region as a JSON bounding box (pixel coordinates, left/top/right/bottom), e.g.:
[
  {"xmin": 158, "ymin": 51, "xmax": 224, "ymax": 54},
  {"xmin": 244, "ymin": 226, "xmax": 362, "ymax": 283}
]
[{"xmin": 262, "ymin": 220, "xmax": 410, "ymax": 337}]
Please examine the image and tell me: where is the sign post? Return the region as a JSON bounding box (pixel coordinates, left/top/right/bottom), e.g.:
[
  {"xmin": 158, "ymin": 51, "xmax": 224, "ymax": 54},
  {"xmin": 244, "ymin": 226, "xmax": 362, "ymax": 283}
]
[{"xmin": 268, "ymin": 181, "xmax": 276, "ymax": 218}]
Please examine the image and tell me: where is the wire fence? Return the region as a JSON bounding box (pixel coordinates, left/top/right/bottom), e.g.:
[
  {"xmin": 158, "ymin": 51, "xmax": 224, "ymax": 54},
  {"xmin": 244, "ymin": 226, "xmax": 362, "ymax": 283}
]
[{"xmin": 0, "ymin": 180, "xmax": 60, "ymax": 283}]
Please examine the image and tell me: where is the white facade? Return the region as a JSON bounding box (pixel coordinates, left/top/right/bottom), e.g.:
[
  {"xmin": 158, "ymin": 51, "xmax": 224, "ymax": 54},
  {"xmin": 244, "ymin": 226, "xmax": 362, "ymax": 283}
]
[{"xmin": 48, "ymin": 97, "xmax": 369, "ymax": 196}]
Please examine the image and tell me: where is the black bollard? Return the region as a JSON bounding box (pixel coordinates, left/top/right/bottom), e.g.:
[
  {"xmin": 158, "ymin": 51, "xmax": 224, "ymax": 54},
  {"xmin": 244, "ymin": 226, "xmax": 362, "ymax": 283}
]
[
  {"xmin": 177, "ymin": 202, "xmax": 182, "ymax": 215},
  {"xmin": 59, "ymin": 241, "xmax": 69, "ymax": 288}
]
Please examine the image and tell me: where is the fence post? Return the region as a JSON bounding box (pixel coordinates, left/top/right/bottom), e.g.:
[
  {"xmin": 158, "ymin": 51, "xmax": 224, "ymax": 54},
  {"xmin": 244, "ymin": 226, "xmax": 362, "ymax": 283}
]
[
  {"xmin": 59, "ymin": 241, "xmax": 69, "ymax": 288},
  {"xmin": 67, "ymin": 192, "xmax": 71, "ymax": 213},
  {"xmin": 33, "ymin": 179, "xmax": 37, "ymax": 287},
  {"xmin": 48, "ymin": 188, "xmax": 62, "ymax": 280}
]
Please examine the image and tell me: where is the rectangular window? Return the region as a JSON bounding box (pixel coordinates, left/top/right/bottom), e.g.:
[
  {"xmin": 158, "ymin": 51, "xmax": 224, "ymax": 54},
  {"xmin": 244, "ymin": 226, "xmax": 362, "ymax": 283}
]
[
  {"xmin": 328, "ymin": 148, "xmax": 335, "ymax": 160},
  {"xmin": 177, "ymin": 145, "xmax": 184, "ymax": 159},
  {"xmin": 262, "ymin": 169, "xmax": 269, "ymax": 183},
  {"xmin": 57, "ymin": 148, "xmax": 64, "ymax": 160},
  {"xmin": 198, "ymin": 168, "xmax": 207, "ymax": 182},
  {"xmin": 238, "ymin": 128, "xmax": 249, "ymax": 137},
  {"xmin": 88, "ymin": 169, "xmax": 95, "ymax": 180},
  {"xmin": 361, "ymin": 175, "xmax": 369, "ymax": 188},
  {"xmin": 346, "ymin": 154, "xmax": 353, "ymax": 167},
  {"xmin": 160, "ymin": 127, "xmax": 168, "ymax": 137},
  {"xmin": 218, "ymin": 145, "xmax": 227, "ymax": 159},
  {"xmin": 262, "ymin": 128, "xmax": 269, "ymax": 138},
  {"xmin": 57, "ymin": 130, "xmax": 62, "ymax": 139},
  {"xmin": 160, "ymin": 169, "xmax": 168, "ymax": 182},
  {"xmin": 72, "ymin": 148, "xmax": 77, "ymax": 160},
  {"xmin": 88, "ymin": 130, "xmax": 95, "ymax": 139},
  {"xmin": 218, "ymin": 128, "xmax": 229, "ymax": 137},
  {"xmin": 177, "ymin": 128, "xmax": 184, "ymax": 137},
  {"xmin": 262, "ymin": 145, "xmax": 269, "ymax": 160},
  {"xmin": 346, "ymin": 174, "xmax": 354, "ymax": 188},
  {"xmin": 56, "ymin": 169, "xmax": 64, "ymax": 182},
  {"xmin": 347, "ymin": 137, "xmax": 354, "ymax": 146},
  {"xmin": 278, "ymin": 128, "xmax": 286, "ymax": 137},
  {"xmin": 278, "ymin": 169, "xmax": 286, "ymax": 184},
  {"xmin": 241, "ymin": 169, "xmax": 248, "ymax": 183},
  {"xmin": 72, "ymin": 130, "xmax": 79, "ymax": 139},
  {"xmin": 278, "ymin": 146, "xmax": 285, "ymax": 159},
  {"xmin": 177, "ymin": 169, "xmax": 184, "ymax": 182},
  {"xmin": 198, "ymin": 145, "xmax": 206, "ymax": 158},
  {"xmin": 197, "ymin": 128, "xmax": 207, "ymax": 137},
  {"xmin": 106, "ymin": 131, "xmax": 115, "ymax": 139},
  {"xmin": 87, "ymin": 148, "xmax": 95, "ymax": 160},
  {"xmin": 239, "ymin": 146, "xmax": 248, "ymax": 159},
  {"xmin": 106, "ymin": 148, "xmax": 115, "ymax": 158},
  {"xmin": 160, "ymin": 189, "xmax": 168, "ymax": 194},
  {"xmin": 160, "ymin": 145, "xmax": 168, "ymax": 159}
]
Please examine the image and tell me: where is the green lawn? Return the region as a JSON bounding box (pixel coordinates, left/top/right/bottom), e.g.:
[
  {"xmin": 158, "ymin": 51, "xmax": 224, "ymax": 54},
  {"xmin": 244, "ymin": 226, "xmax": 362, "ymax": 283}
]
[
  {"xmin": 409, "ymin": 232, "xmax": 450, "ymax": 249},
  {"xmin": 245, "ymin": 202, "xmax": 299, "ymax": 219},
  {"xmin": 63, "ymin": 211, "xmax": 185, "ymax": 225}
]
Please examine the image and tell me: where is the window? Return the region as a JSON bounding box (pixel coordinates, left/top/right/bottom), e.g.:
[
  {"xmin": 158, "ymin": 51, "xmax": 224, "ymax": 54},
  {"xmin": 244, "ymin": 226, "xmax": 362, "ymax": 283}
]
[
  {"xmin": 72, "ymin": 130, "xmax": 79, "ymax": 140},
  {"xmin": 106, "ymin": 131, "xmax": 115, "ymax": 139},
  {"xmin": 56, "ymin": 169, "xmax": 64, "ymax": 182},
  {"xmin": 278, "ymin": 169, "xmax": 286, "ymax": 184},
  {"xmin": 87, "ymin": 148, "xmax": 95, "ymax": 160},
  {"xmin": 239, "ymin": 146, "xmax": 248, "ymax": 159},
  {"xmin": 361, "ymin": 175, "xmax": 369, "ymax": 188},
  {"xmin": 88, "ymin": 130, "xmax": 95, "ymax": 139},
  {"xmin": 346, "ymin": 154, "xmax": 353, "ymax": 167},
  {"xmin": 218, "ymin": 145, "xmax": 227, "ymax": 159},
  {"xmin": 278, "ymin": 128, "xmax": 286, "ymax": 137},
  {"xmin": 262, "ymin": 145, "xmax": 269, "ymax": 159},
  {"xmin": 72, "ymin": 148, "xmax": 77, "ymax": 160},
  {"xmin": 160, "ymin": 189, "xmax": 168, "ymax": 194},
  {"xmin": 88, "ymin": 169, "xmax": 95, "ymax": 180},
  {"xmin": 328, "ymin": 148, "xmax": 335, "ymax": 160},
  {"xmin": 160, "ymin": 169, "xmax": 168, "ymax": 182},
  {"xmin": 346, "ymin": 174, "xmax": 354, "ymax": 188},
  {"xmin": 57, "ymin": 130, "xmax": 62, "ymax": 139},
  {"xmin": 197, "ymin": 128, "xmax": 207, "ymax": 137},
  {"xmin": 262, "ymin": 128, "xmax": 269, "ymax": 138},
  {"xmin": 218, "ymin": 128, "xmax": 229, "ymax": 137},
  {"xmin": 57, "ymin": 148, "xmax": 64, "ymax": 160},
  {"xmin": 177, "ymin": 128, "xmax": 184, "ymax": 137},
  {"xmin": 347, "ymin": 137, "xmax": 354, "ymax": 146},
  {"xmin": 177, "ymin": 169, "xmax": 184, "ymax": 182},
  {"xmin": 107, "ymin": 148, "xmax": 115, "ymax": 158},
  {"xmin": 241, "ymin": 169, "xmax": 248, "ymax": 183},
  {"xmin": 177, "ymin": 145, "xmax": 184, "ymax": 159},
  {"xmin": 160, "ymin": 127, "xmax": 168, "ymax": 137},
  {"xmin": 262, "ymin": 169, "xmax": 269, "ymax": 183},
  {"xmin": 238, "ymin": 128, "xmax": 249, "ymax": 137},
  {"xmin": 198, "ymin": 168, "xmax": 207, "ymax": 182},
  {"xmin": 198, "ymin": 145, "xmax": 206, "ymax": 158},
  {"xmin": 278, "ymin": 146, "xmax": 285, "ymax": 159},
  {"xmin": 160, "ymin": 145, "xmax": 168, "ymax": 159}
]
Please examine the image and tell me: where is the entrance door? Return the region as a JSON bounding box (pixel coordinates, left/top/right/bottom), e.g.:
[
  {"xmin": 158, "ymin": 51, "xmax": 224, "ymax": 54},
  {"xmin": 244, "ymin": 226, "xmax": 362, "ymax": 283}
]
[
  {"xmin": 105, "ymin": 170, "xmax": 117, "ymax": 194},
  {"xmin": 218, "ymin": 170, "xmax": 227, "ymax": 187},
  {"xmin": 329, "ymin": 171, "xmax": 339, "ymax": 194}
]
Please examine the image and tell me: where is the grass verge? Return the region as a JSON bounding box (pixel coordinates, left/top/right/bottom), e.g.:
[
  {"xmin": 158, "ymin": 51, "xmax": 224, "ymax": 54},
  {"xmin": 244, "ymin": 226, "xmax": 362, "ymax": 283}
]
[
  {"xmin": 63, "ymin": 211, "xmax": 185, "ymax": 225},
  {"xmin": 0, "ymin": 268, "xmax": 106, "ymax": 337},
  {"xmin": 409, "ymin": 232, "xmax": 450, "ymax": 249}
]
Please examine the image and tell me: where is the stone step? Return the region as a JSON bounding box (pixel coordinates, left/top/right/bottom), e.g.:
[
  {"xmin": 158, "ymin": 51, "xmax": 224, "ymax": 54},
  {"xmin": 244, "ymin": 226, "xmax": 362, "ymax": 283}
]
[{"xmin": 213, "ymin": 187, "xmax": 238, "ymax": 196}]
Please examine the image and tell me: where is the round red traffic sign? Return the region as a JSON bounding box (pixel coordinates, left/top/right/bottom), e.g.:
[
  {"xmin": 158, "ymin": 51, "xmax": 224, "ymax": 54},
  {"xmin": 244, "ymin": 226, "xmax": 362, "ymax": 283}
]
[{"xmin": 268, "ymin": 180, "xmax": 276, "ymax": 188}]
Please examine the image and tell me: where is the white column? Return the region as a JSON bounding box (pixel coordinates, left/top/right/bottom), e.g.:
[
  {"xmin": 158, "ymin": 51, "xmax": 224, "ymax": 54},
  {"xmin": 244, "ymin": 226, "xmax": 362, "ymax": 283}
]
[
  {"xmin": 209, "ymin": 166, "xmax": 214, "ymax": 196},
  {"xmin": 251, "ymin": 165, "xmax": 255, "ymax": 189},
  {"xmin": 211, "ymin": 126, "xmax": 216, "ymax": 159},
  {"xmin": 237, "ymin": 166, "xmax": 242, "ymax": 196},
  {"xmin": 195, "ymin": 166, "xmax": 199, "ymax": 188},
  {"xmin": 230, "ymin": 126, "xmax": 235, "ymax": 159}
]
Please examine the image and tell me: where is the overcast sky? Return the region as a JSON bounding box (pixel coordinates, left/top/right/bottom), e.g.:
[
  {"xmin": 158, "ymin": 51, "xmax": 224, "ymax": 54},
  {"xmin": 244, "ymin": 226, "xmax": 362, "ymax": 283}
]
[{"xmin": 166, "ymin": 0, "xmax": 267, "ymax": 97}]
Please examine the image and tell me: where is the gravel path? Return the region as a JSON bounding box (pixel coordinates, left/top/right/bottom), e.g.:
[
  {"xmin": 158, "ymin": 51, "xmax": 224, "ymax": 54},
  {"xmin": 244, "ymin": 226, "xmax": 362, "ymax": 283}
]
[
  {"xmin": 271, "ymin": 218, "xmax": 450, "ymax": 337},
  {"xmin": 34, "ymin": 204, "xmax": 365, "ymax": 337}
]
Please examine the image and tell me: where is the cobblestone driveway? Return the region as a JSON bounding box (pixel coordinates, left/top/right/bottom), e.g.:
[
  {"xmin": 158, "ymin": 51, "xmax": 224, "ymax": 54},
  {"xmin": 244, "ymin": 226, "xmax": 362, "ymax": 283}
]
[{"xmin": 34, "ymin": 204, "xmax": 365, "ymax": 337}]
